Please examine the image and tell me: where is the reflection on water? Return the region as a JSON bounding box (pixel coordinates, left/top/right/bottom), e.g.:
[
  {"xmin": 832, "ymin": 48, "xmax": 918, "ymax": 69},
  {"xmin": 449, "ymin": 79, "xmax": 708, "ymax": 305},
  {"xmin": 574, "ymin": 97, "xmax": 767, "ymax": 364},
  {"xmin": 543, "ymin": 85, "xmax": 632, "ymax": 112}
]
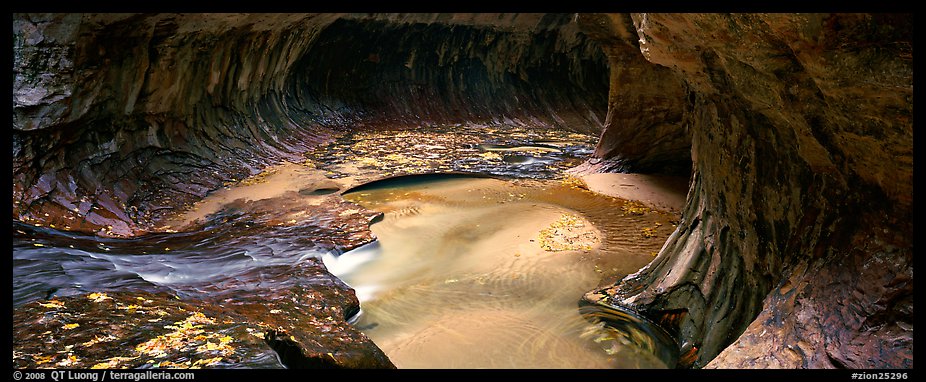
[{"xmin": 325, "ymin": 175, "xmax": 675, "ymax": 368}]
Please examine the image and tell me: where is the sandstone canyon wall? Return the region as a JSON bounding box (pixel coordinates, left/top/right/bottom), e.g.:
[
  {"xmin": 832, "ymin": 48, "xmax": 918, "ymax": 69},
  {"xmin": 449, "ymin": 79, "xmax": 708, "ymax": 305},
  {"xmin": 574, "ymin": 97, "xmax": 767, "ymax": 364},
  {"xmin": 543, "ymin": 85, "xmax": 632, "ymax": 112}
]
[
  {"xmin": 583, "ymin": 13, "xmax": 912, "ymax": 368},
  {"xmin": 13, "ymin": 13, "xmax": 609, "ymax": 237},
  {"xmin": 12, "ymin": 13, "xmax": 912, "ymax": 368}
]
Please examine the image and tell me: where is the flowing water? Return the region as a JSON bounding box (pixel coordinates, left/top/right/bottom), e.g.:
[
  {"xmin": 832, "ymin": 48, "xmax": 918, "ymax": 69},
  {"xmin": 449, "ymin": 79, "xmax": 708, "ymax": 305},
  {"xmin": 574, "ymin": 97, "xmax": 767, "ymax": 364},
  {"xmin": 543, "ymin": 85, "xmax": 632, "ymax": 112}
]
[{"xmin": 13, "ymin": 124, "xmax": 680, "ymax": 369}]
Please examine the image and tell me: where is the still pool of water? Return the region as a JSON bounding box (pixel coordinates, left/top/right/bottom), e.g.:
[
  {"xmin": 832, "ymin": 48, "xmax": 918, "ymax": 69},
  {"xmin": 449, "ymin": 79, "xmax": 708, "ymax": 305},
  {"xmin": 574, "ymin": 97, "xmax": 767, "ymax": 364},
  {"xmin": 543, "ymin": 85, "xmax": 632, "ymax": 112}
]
[{"xmin": 324, "ymin": 175, "xmax": 676, "ymax": 368}]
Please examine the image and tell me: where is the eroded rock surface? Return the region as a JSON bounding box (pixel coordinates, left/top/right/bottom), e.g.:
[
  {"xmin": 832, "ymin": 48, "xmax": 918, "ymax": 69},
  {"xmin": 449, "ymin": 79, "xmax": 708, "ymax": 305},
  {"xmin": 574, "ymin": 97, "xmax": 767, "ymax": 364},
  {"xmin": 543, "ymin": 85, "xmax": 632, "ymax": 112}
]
[
  {"xmin": 12, "ymin": 13, "xmax": 607, "ymax": 237},
  {"xmin": 575, "ymin": 13, "xmax": 692, "ymax": 175},
  {"xmin": 585, "ymin": 13, "xmax": 912, "ymax": 368}
]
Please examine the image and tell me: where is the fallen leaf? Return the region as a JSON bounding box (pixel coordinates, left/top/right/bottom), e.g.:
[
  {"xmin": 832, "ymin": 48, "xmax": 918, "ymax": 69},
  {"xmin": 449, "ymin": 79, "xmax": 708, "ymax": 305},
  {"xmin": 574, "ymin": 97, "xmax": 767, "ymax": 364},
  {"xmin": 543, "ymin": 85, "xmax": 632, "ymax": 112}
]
[
  {"xmin": 87, "ymin": 292, "xmax": 112, "ymax": 303},
  {"xmin": 39, "ymin": 300, "xmax": 65, "ymax": 309}
]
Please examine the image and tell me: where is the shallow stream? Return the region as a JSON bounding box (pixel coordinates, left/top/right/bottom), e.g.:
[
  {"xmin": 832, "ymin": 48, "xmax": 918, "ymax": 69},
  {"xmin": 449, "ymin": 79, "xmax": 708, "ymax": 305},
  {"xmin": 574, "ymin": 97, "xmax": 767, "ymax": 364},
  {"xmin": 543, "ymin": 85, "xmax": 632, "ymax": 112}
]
[{"xmin": 13, "ymin": 124, "xmax": 680, "ymax": 368}]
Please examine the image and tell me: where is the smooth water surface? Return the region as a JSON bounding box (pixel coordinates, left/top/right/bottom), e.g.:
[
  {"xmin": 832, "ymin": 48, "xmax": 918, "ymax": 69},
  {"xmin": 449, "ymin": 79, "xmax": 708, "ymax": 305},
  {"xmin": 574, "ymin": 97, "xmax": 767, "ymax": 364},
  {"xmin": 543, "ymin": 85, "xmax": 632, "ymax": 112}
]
[{"xmin": 325, "ymin": 175, "xmax": 675, "ymax": 368}]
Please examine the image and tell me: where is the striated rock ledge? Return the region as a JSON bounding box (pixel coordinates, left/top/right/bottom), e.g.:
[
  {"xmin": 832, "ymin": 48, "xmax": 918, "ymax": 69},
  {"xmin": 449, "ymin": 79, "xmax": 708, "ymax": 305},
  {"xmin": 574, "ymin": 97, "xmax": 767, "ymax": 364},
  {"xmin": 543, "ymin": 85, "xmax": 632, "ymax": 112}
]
[
  {"xmin": 12, "ymin": 12, "xmax": 912, "ymax": 369},
  {"xmin": 13, "ymin": 13, "xmax": 343, "ymax": 236},
  {"xmin": 12, "ymin": 13, "xmax": 608, "ymax": 237}
]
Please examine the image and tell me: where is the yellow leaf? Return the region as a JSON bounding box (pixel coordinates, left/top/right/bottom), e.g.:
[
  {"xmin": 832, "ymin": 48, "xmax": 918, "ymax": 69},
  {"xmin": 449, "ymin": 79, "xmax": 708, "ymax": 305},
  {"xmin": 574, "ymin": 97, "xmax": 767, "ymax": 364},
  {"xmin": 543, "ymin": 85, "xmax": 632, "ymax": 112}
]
[
  {"xmin": 57, "ymin": 354, "xmax": 79, "ymax": 367},
  {"xmin": 192, "ymin": 357, "xmax": 223, "ymax": 367},
  {"xmin": 81, "ymin": 336, "xmax": 112, "ymax": 347},
  {"xmin": 62, "ymin": 323, "xmax": 80, "ymax": 330},
  {"xmin": 87, "ymin": 292, "xmax": 111, "ymax": 302},
  {"xmin": 90, "ymin": 356, "xmax": 136, "ymax": 369},
  {"xmin": 33, "ymin": 355, "xmax": 56, "ymax": 365},
  {"xmin": 39, "ymin": 300, "xmax": 65, "ymax": 309}
]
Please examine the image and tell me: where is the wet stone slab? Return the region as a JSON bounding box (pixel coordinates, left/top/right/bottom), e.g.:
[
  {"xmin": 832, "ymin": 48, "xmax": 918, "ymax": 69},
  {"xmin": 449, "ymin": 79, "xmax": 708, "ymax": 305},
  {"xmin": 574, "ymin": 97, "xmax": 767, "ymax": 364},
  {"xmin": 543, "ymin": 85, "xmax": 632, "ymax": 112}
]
[
  {"xmin": 13, "ymin": 291, "xmax": 279, "ymax": 369},
  {"xmin": 13, "ymin": 288, "xmax": 393, "ymax": 369},
  {"xmin": 12, "ymin": 191, "xmax": 393, "ymax": 369}
]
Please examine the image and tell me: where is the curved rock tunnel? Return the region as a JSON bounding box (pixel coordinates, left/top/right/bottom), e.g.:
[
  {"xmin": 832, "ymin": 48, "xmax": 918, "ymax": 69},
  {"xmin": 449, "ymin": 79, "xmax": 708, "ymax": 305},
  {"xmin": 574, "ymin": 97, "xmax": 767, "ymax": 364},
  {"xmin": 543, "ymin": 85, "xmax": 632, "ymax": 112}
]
[{"xmin": 12, "ymin": 13, "xmax": 912, "ymax": 368}]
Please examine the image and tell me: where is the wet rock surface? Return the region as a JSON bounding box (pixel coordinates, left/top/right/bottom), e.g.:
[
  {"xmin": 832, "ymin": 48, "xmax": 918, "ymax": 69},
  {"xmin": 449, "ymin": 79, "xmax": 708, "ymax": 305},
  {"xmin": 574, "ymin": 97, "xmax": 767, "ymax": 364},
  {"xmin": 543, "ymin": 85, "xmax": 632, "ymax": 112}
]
[
  {"xmin": 13, "ymin": 292, "xmax": 281, "ymax": 369},
  {"xmin": 13, "ymin": 190, "xmax": 393, "ymax": 368},
  {"xmin": 304, "ymin": 124, "xmax": 596, "ymax": 183},
  {"xmin": 13, "ymin": 289, "xmax": 392, "ymax": 369}
]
